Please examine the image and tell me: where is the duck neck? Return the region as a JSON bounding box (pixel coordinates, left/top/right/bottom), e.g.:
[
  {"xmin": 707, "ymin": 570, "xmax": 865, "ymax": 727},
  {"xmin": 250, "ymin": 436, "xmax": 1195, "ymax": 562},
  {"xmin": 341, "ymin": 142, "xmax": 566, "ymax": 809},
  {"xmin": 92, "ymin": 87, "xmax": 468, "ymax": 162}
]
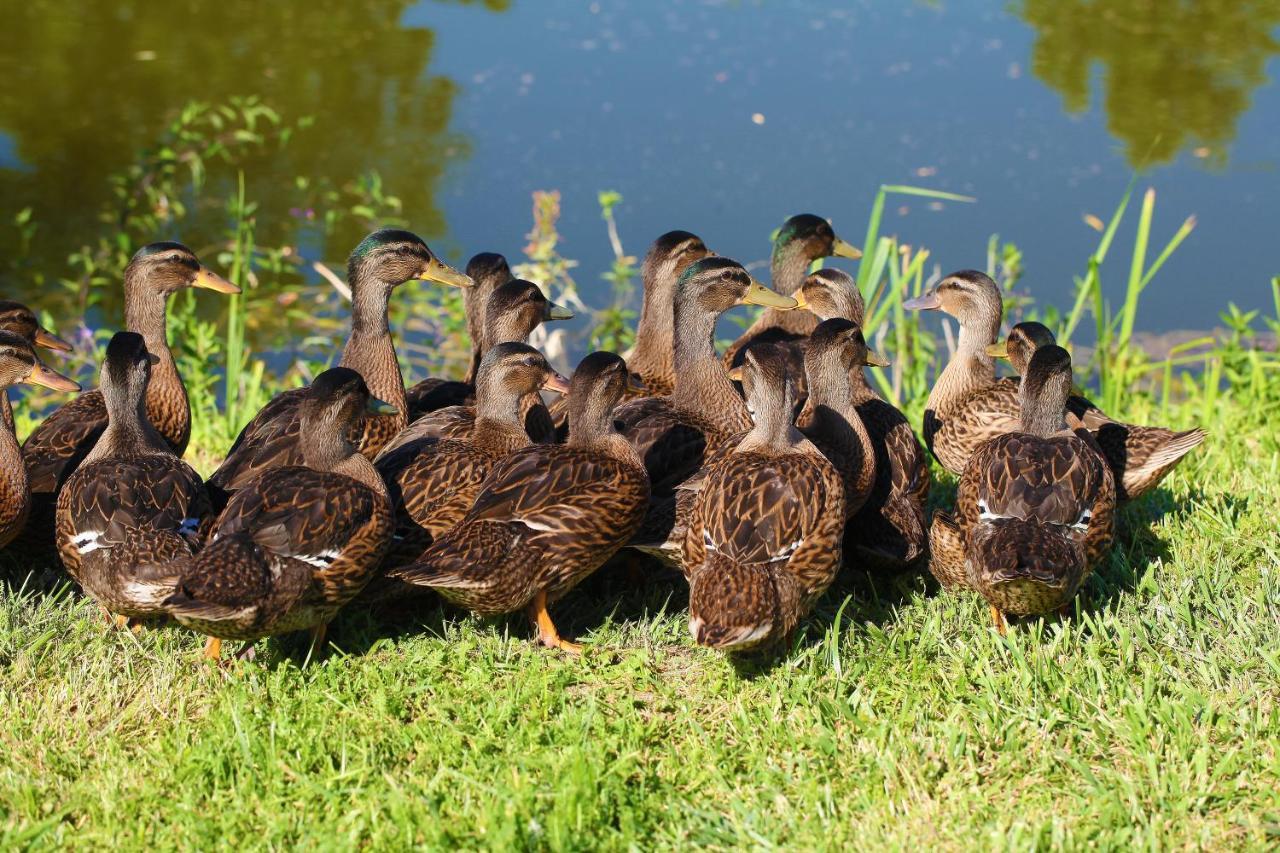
[
  {"xmin": 462, "ymin": 286, "xmax": 487, "ymax": 385},
  {"xmin": 847, "ymin": 366, "xmax": 880, "ymax": 406},
  {"xmin": 1020, "ymin": 381, "xmax": 1069, "ymax": 438},
  {"xmin": 569, "ymin": 403, "xmax": 642, "ymax": 465},
  {"xmin": 124, "ymin": 279, "xmax": 182, "ymax": 420},
  {"xmin": 333, "ymin": 452, "xmax": 389, "ymax": 497},
  {"xmin": 740, "ymin": 401, "xmax": 804, "ymax": 456},
  {"xmin": 927, "ymin": 313, "xmax": 998, "ymax": 417},
  {"xmin": 628, "ymin": 267, "xmax": 677, "ymax": 383},
  {"xmin": 474, "ymin": 385, "xmax": 532, "ymax": 450},
  {"xmin": 810, "ymin": 365, "xmax": 876, "ymax": 466},
  {"xmin": 0, "ymin": 393, "xmax": 12, "ymax": 434},
  {"xmin": 88, "ymin": 387, "xmax": 170, "ymax": 463},
  {"xmin": 759, "ymin": 242, "xmax": 820, "ymax": 334},
  {"xmin": 671, "ymin": 305, "xmax": 749, "ymax": 428},
  {"xmin": 341, "ymin": 282, "xmax": 405, "ymax": 415},
  {"xmin": 0, "ymin": 393, "xmax": 24, "ymax": 508}
]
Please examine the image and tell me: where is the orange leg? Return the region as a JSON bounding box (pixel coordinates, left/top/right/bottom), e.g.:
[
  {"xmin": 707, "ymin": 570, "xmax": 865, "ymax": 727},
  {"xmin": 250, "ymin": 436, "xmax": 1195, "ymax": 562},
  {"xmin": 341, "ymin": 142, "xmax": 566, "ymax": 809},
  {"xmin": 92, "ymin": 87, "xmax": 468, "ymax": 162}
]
[
  {"xmin": 526, "ymin": 590, "xmax": 582, "ymax": 654},
  {"xmin": 990, "ymin": 604, "xmax": 1009, "ymax": 637},
  {"xmin": 203, "ymin": 637, "xmax": 222, "ymax": 662}
]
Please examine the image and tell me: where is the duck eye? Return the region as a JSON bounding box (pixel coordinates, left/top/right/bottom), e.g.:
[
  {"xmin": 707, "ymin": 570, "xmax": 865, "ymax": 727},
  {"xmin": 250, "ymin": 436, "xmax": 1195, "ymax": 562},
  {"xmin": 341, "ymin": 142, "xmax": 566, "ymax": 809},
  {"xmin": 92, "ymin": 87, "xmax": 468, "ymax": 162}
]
[{"xmin": 720, "ymin": 270, "xmax": 733, "ymax": 282}]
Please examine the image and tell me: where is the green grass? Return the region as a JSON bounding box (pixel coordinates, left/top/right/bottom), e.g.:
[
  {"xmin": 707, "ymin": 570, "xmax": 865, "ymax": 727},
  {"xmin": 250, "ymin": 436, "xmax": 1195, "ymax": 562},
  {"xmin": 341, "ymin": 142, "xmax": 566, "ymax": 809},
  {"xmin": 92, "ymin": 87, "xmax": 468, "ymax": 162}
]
[{"xmin": 3, "ymin": 386, "xmax": 1278, "ymax": 848}]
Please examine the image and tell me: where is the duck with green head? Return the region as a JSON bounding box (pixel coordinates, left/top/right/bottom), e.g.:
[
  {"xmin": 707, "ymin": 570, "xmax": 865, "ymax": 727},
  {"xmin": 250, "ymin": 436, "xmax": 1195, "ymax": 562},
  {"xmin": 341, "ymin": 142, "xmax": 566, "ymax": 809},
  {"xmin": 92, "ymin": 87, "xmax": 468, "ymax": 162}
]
[
  {"xmin": 722, "ymin": 213, "xmax": 862, "ymax": 380},
  {"xmin": 209, "ymin": 229, "xmax": 471, "ymax": 497}
]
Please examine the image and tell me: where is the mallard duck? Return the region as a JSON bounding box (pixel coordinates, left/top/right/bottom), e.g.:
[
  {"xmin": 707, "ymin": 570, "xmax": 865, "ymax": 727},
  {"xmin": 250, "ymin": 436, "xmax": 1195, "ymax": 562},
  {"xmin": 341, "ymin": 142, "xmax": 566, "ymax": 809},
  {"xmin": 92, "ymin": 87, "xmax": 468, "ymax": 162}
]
[
  {"xmin": 0, "ymin": 332, "xmax": 80, "ymax": 549},
  {"xmin": 613, "ymin": 257, "xmax": 797, "ymax": 563},
  {"xmin": 18, "ymin": 243, "xmax": 238, "ymax": 559},
  {"xmin": 375, "ymin": 342, "xmax": 569, "ymax": 570},
  {"xmin": 402, "ymin": 253, "xmax": 548, "ymax": 416},
  {"xmin": 902, "ymin": 270, "xmax": 1005, "ymax": 475},
  {"xmin": 987, "ymin": 322, "xmax": 1206, "ymax": 501},
  {"xmin": 385, "ymin": 279, "xmax": 572, "ymax": 453},
  {"xmin": 928, "ymin": 345, "xmax": 1116, "ymax": 633},
  {"xmin": 547, "ymin": 231, "xmax": 714, "ymax": 433},
  {"xmin": 389, "ymin": 351, "xmax": 649, "ymax": 652},
  {"xmin": 795, "ymin": 318, "xmax": 886, "ymax": 521},
  {"xmin": 722, "ymin": 213, "xmax": 862, "ymax": 378},
  {"xmin": 55, "ymin": 333, "xmax": 212, "ymax": 622},
  {"xmin": 0, "ymin": 300, "xmax": 73, "ymax": 433},
  {"xmin": 682, "ymin": 345, "xmax": 844, "ymax": 652},
  {"xmin": 208, "ymin": 229, "xmax": 471, "ymax": 496},
  {"xmin": 164, "ymin": 367, "xmax": 396, "ymax": 661},
  {"xmin": 789, "ymin": 270, "xmax": 931, "ymax": 571}
]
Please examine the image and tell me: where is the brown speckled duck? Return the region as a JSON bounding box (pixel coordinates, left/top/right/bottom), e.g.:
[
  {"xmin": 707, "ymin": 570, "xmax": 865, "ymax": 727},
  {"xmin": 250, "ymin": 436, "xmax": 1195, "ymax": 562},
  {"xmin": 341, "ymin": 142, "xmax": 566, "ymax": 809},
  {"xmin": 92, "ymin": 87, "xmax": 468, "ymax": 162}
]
[
  {"xmin": 0, "ymin": 300, "xmax": 73, "ymax": 433},
  {"xmin": 19, "ymin": 243, "xmax": 237, "ymax": 559},
  {"xmin": 165, "ymin": 367, "xmax": 395, "ymax": 661},
  {"xmin": 382, "ymin": 279, "xmax": 572, "ymax": 454},
  {"xmin": 547, "ymin": 230, "xmax": 714, "ymax": 431},
  {"xmin": 403, "ymin": 251, "xmax": 515, "ymax": 415},
  {"xmin": 793, "ymin": 270, "xmax": 931, "ymax": 571},
  {"xmin": 389, "ymin": 351, "xmax": 649, "ymax": 653},
  {"xmin": 722, "ymin": 213, "xmax": 862, "ymax": 378},
  {"xmin": 929, "ymin": 345, "xmax": 1116, "ymax": 634},
  {"xmin": 208, "ymin": 229, "xmax": 471, "ymax": 496},
  {"xmin": 0, "ymin": 332, "xmax": 80, "ymax": 550},
  {"xmin": 56, "ymin": 333, "xmax": 212, "ymax": 623},
  {"xmin": 613, "ymin": 257, "xmax": 797, "ymax": 563},
  {"xmin": 375, "ymin": 343, "xmax": 569, "ymax": 570},
  {"xmin": 682, "ymin": 345, "xmax": 845, "ymax": 652},
  {"xmin": 795, "ymin": 318, "xmax": 885, "ymax": 522},
  {"xmin": 987, "ymin": 322, "xmax": 1206, "ymax": 501}
]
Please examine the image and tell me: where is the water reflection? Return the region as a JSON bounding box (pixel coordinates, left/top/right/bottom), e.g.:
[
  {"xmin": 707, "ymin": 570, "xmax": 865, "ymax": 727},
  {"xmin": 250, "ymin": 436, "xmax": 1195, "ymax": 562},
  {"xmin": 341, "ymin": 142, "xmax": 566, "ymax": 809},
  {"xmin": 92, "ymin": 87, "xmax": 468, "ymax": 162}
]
[
  {"xmin": 1019, "ymin": 0, "xmax": 1280, "ymax": 166},
  {"xmin": 0, "ymin": 0, "xmax": 504, "ymax": 309}
]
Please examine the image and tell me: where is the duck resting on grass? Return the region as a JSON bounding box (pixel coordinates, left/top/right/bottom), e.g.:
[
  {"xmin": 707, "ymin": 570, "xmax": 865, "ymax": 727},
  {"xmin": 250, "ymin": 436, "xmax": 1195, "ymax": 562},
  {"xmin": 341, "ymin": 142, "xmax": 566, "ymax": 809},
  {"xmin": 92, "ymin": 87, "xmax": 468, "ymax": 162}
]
[
  {"xmin": 56, "ymin": 333, "xmax": 213, "ymax": 626},
  {"xmin": 165, "ymin": 368, "xmax": 395, "ymax": 662},
  {"xmin": 928, "ymin": 345, "xmax": 1116, "ymax": 634},
  {"xmin": 388, "ymin": 351, "xmax": 649, "ymax": 653},
  {"xmin": 681, "ymin": 344, "xmax": 845, "ymax": 653}
]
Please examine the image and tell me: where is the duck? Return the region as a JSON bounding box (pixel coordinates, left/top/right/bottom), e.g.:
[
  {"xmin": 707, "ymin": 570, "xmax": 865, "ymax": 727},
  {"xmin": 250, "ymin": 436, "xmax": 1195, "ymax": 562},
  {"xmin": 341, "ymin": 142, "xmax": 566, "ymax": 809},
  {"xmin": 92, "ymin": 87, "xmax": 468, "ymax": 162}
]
[
  {"xmin": 613, "ymin": 257, "xmax": 798, "ymax": 563},
  {"xmin": 17, "ymin": 242, "xmax": 238, "ymax": 559},
  {"xmin": 389, "ymin": 351, "xmax": 649, "ymax": 652},
  {"xmin": 986, "ymin": 322, "xmax": 1206, "ymax": 501},
  {"xmin": 208, "ymin": 229, "xmax": 472, "ymax": 496},
  {"xmin": 904, "ymin": 270, "xmax": 1206, "ymax": 500},
  {"xmin": 790, "ymin": 270, "xmax": 931, "ymax": 571},
  {"xmin": 794, "ymin": 318, "xmax": 885, "ymax": 522},
  {"xmin": 0, "ymin": 300, "xmax": 73, "ymax": 433},
  {"xmin": 55, "ymin": 333, "xmax": 213, "ymax": 623},
  {"xmin": 375, "ymin": 342, "xmax": 569, "ymax": 571},
  {"xmin": 901, "ymin": 269, "xmax": 1006, "ymax": 475},
  {"xmin": 721, "ymin": 213, "xmax": 862, "ymax": 380},
  {"xmin": 401, "ymin": 252, "xmax": 515, "ymax": 416},
  {"xmin": 382, "ymin": 279, "xmax": 573, "ymax": 454},
  {"xmin": 682, "ymin": 344, "xmax": 845, "ymax": 652},
  {"xmin": 164, "ymin": 367, "xmax": 396, "ymax": 661},
  {"xmin": 546, "ymin": 231, "xmax": 714, "ymax": 432},
  {"xmin": 927, "ymin": 345, "xmax": 1116, "ymax": 634},
  {"xmin": 0, "ymin": 332, "xmax": 80, "ymax": 549}
]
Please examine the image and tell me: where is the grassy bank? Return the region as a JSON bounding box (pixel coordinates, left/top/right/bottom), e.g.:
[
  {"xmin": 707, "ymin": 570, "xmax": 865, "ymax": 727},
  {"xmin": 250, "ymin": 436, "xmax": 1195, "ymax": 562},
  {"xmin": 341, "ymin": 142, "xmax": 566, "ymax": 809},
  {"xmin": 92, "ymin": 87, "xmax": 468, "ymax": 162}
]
[
  {"xmin": 3, "ymin": 100, "xmax": 1279, "ymax": 847},
  {"xmin": 2, "ymin": 389, "xmax": 1277, "ymax": 848}
]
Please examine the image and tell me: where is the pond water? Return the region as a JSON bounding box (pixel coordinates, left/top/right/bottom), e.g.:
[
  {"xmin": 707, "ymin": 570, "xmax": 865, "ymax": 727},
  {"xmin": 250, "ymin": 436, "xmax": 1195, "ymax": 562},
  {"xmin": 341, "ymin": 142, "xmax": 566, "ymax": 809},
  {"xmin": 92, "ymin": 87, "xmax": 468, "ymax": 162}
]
[{"xmin": 2, "ymin": 0, "xmax": 1278, "ymax": 343}]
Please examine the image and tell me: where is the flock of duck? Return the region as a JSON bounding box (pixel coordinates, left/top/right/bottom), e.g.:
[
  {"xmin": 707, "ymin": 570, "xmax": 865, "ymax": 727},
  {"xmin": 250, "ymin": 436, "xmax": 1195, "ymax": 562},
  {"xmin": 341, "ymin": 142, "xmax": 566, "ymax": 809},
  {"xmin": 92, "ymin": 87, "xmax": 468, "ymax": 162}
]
[{"xmin": 0, "ymin": 217, "xmax": 1205, "ymax": 661}]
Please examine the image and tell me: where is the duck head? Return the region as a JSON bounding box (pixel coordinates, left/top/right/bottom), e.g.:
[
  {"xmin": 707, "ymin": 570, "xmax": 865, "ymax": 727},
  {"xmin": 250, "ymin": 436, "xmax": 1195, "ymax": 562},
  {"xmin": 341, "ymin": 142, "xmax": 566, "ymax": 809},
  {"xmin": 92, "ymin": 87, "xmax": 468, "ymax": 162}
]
[
  {"xmin": 347, "ymin": 228, "xmax": 473, "ymax": 293},
  {"xmin": 0, "ymin": 301, "xmax": 73, "ymax": 353},
  {"xmin": 0, "ymin": 330, "xmax": 79, "ymax": 392}
]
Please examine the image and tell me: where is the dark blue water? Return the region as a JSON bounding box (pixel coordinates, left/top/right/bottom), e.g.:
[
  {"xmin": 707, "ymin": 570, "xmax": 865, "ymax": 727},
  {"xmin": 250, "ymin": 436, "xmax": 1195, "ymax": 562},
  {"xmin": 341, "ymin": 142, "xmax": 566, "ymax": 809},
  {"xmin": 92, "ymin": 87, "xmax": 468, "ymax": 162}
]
[{"xmin": 421, "ymin": 0, "xmax": 1280, "ymax": 334}]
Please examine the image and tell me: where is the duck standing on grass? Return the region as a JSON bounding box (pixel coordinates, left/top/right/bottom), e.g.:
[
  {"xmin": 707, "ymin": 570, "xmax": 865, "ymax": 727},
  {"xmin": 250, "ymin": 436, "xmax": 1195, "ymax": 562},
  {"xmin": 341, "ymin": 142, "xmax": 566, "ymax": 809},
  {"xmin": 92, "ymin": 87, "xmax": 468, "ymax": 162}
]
[
  {"xmin": 682, "ymin": 345, "xmax": 845, "ymax": 653},
  {"xmin": 614, "ymin": 257, "xmax": 797, "ymax": 565},
  {"xmin": 165, "ymin": 368, "xmax": 395, "ymax": 662},
  {"xmin": 56, "ymin": 333, "xmax": 213, "ymax": 626},
  {"xmin": 0, "ymin": 300, "xmax": 74, "ymax": 433},
  {"xmin": 0, "ymin": 332, "xmax": 80, "ymax": 549},
  {"xmin": 389, "ymin": 352, "xmax": 649, "ymax": 653},
  {"xmin": 18, "ymin": 243, "xmax": 238, "ymax": 559},
  {"xmin": 374, "ymin": 343, "xmax": 570, "ymax": 572},
  {"xmin": 905, "ymin": 273, "xmax": 1204, "ymax": 499},
  {"xmin": 208, "ymin": 229, "xmax": 472, "ymax": 496},
  {"xmin": 929, "ymin": 345, "xmax": 1116, "ymax": 634}
]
